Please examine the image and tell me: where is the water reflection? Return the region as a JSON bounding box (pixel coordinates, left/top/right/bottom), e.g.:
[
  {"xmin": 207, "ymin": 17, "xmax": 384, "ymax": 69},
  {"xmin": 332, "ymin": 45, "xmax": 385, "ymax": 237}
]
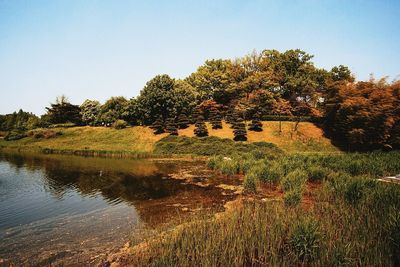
[{"xmin": 0, "ymin": 152, "xmax": 233, "ymax": 265}]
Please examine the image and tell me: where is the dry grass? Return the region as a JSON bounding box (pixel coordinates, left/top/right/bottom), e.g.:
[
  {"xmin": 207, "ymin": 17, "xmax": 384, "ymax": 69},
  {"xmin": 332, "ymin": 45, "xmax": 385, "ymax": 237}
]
[{"xmin": 179, "ymin": 121, "xmax": 338, "ymax": 152}]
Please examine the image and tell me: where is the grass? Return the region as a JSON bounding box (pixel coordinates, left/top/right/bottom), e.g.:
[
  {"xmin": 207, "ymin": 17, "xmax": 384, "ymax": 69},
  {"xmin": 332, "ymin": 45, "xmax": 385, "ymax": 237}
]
[
  {"xmin": 154, "ymin": 135, "xmax": 283, "ymax": 157},
  {"xmin": 179, "ymin": 120, "xmax": 338, "ymax": 153},
  {"xmin": 0, "ymin": 126, "xmax": 167, "ymax": 156},
  {"xmin": 0, "ymin": 120, "xmax": 338, "ymax": 157},
  {"xmin": 131, "ymin": 151, "xmax": 400, "ymax": 266}
]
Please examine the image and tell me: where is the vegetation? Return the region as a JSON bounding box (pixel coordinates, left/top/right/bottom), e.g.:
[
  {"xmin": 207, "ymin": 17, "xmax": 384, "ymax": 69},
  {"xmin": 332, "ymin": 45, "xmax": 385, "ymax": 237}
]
[
  {"xmin": 193, "ymin": 114, "xmax": 208, "ymax": 137},
  {"xmin": 165, "ymin": 118, "xmax": 178, "ymax": 136},
  {"xmin": 154, "ymin": 135, "xmax": 282, "ymax": 157},
  {"xmin": 2, "ymin": 49, "xmax": 398, "ymax": 151},
  {"xmin": 150, "ymin": 116, "xmax": 165, "ymax": 135},
  {"xmin": 132, "ymin": 151, "xmax": 400, "ymax": 266}
]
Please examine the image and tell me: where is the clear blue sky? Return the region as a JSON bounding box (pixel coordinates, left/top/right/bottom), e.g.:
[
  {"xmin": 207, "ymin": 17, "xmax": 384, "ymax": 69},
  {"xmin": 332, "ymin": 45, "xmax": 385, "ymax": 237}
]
[{"xmin": 1, "ymin": 0, "xmax": 399, "ymax": 115}]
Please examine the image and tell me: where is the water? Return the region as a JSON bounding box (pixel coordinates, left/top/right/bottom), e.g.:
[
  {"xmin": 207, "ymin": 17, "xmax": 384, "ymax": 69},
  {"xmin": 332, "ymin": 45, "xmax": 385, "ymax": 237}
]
[{"xmin": 0, "ymin": 152, "xmax": 236, "ymax": 266}]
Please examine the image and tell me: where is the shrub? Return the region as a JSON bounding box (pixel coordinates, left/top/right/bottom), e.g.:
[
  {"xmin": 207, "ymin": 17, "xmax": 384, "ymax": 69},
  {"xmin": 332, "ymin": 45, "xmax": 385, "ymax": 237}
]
[
  {"xmin": 113, "ymin": 119, "xmax": 128, "ymax": 129},
  {"xmin": 177, "ymin": 113, "xmax": 190, "ymax": 129},
  {"xmin": 284, "ymin": 190, "xmax": 302, "ymax": 207},
  {"xmin": 248, "ymin": 162, "xmax": 282, "ymax": 184},
  {"xmin": 220, "ymin": 159, "xmax": 240, "ymax": 176},
  {"xmin": 165, "ymin": 118, "xmax": 178, "ymax": 135},
  {"xmin": 4, "ymin": 130, "xmax": 26, "ymax": 141},
  {"xmin": 344, "ymin": 178, "xmax": 376, "ymax": 205},
  {"xmin": 280, "ymin": 170, "xmax": 308, "ymax": 192},
  {"xmin": 151, "ymin": 116, "xmax": 165, "ymax": 134},
  {"xmin": 244, "ymin": 173, "xmax": 257, "ymax": 192},
  {"xmin": 207, "ymin": 155, "xmax": 223, "ymax": 170},
  {"xmin": 289, "ymin": 220, "xmax": 320, "ymax": 262},
  {"xmin": 307, "ymin": 166, "xmax": 331, "ymax": 182}
]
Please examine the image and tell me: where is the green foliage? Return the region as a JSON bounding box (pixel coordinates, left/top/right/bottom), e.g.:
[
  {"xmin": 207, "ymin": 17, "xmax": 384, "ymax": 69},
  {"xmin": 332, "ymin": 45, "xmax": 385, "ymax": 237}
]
[
  {"xmin": 209, "ymin": 108, "xmax": 222, "ymax": 129},
  {"xmin": 113, "ymin": 119, "xmax": 128, "ymax": 129},
  {"xmin": 0, "ymin": 109, "xmax": 39, "ymax": 131},
  {"xmin": 151, "ymin": 116, "xmax": 165, "ymax": 134},
  {"xmin": 4, "ymin": 130, "xmax": 26, "ymax": 141},
  {"xmin": 284, "ymin": 190, "xmax": 302, "ymax": 207},
  {"xmin": 45, "ymin": 95, "xmax": 82, "ymax": 125},
  {"xmin": 248, "ymin": 113, "xmax": 263, "ymax": 132},
  {"xmin": 232, "ymin": 113, "xmax": 247, "ymax": 141},
  {"xmin": 165, "ymin": 118, "xmax": 178, "ymax": 136},
  {"xmin": 194, "ymin": 114, "xmax": 208, "ymax": 137},
  {"xmin": 98, "ymin": 96, "xmax": 129, "ymax": 125},
  {"xmin": 280, "ymin": 169, "xmax": 308, "ymax": 191},
  {"xmin": 154, "ymin": 135, "xmax": 282, "ymax": 157},
  {"xmin": 177, "ymin": 113, "xmax": 190, "ymax": 129},
  {"xmin": 289, "ymin": 220, "xmax": 320, "ymax": 262},
  {"xmin": 135, "ymin": 75, "xmax": 197, "ymax": 125},
  {"xmin": 244, "ymin": 173, "xmax": 257, "ymax": 192},
  {"xmin": 307, "ymin": 166, "xmax": 331, "ymax": 182},
  {"xmin": 80, "ymin": 99, "xmax": 101, "ymax": 126}
]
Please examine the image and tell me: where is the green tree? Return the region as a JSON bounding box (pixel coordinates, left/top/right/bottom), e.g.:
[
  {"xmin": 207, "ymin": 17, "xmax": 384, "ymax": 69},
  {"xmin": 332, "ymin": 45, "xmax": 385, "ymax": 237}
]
[
  {"xmin": 45, "ymin": 96, "xmax": 82, "ymax": 125},
  {"xmin": 80, "ymin": 99, "xmax": 101, "ymax": 126},
  {"xmin": 136, "ymin": 75, "xmax": 177, "ymax": 125},
  {"xmin": 98, "ymin": 96, "xmax": 128, "ymax": 125},
  {"xmin": 187, "ymin": 59, "xmax": 234, "ymax": 104},
  {"xmin": 165, "ymin": 117, "xmax": 178, "ymax": 135}
]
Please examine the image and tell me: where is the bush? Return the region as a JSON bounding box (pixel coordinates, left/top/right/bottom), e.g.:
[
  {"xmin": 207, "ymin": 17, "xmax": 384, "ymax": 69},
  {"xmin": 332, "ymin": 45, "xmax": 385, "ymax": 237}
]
[
  {"xmin": 113, "ymin": 120, "xmax": 128, "ymax": 129},
  {"xmin": 220, "ymin": 159, "xmax": 240, "ymax": 176},
  {"xmin": 307, "ymin": 166, "xmax": 331, "ymax": 182},
  {"xmin": 289, "ymin": 220, "xmax": 320, "ymax": 262},
  {"xmin": 344, "ymin": 178, "xmax": 376, "ymax": 205},
  {"xmin": 207, "ymin": 155, "xmax": 223, "ymax": 170},
  {"xmin": 280, "ymin": 170, "xmax": 308, "ymax": 192},
  {"xmin": 29, "ymin": 129, "xmax": 62, "ymax": 139},
  {"xmin": 154, "ymin": 136, "xmax": 283, "ymax": 157},
  {"xmin": 284, "ymin": 190, "xmax": 302, "ymax": 207},
  {"xmin": 244, "ymin": 173, "xmax": 257, "ymax": 192},
  {"xmin": 4, "ymin": 130, "xmax": 26, "ymax": 141}
]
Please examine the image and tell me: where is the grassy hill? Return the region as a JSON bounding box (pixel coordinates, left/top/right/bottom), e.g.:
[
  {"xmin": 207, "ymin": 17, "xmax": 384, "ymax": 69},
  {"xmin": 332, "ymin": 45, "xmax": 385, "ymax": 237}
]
[{"xmin": 0, "ymin": 121, "xmax": 338, "ymax": 154}]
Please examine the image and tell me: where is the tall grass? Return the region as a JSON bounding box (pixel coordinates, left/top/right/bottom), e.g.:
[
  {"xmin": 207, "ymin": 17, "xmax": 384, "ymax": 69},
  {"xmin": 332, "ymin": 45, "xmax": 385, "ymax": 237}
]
[{"xmin": 132, "ymin": 177, "xmax": 400, "ymax": 266}]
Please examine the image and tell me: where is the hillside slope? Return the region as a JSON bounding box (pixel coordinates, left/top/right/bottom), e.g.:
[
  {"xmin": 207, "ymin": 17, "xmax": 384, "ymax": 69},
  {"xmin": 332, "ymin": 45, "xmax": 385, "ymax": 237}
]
[{"xmin": 0, "ymin": 121, "xmax": 338, "ymax": 154}]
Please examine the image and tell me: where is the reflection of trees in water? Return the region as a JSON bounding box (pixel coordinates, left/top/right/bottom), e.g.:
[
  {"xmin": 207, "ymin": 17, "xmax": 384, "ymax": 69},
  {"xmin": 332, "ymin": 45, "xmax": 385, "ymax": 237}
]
[
  {"xmin": 0, "ymin": 152, "xmax": 191, "ymax": 203},
  {"xmin": 1, "ymin": 152, "xmax": 230, "ymax": 225}
]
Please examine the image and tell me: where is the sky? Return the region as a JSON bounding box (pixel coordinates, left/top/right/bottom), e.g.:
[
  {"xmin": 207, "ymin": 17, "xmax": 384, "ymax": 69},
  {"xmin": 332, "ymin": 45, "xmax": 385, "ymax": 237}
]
[{"xmin": 0, "ymin": 0, "xmax": 399, "ymax": 115}]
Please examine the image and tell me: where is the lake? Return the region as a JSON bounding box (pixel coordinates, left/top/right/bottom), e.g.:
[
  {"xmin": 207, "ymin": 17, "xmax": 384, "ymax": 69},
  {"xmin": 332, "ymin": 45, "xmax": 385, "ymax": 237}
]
[{"xmin": 0, "ymin": 152, "xmax": 238, "ymax": 266}]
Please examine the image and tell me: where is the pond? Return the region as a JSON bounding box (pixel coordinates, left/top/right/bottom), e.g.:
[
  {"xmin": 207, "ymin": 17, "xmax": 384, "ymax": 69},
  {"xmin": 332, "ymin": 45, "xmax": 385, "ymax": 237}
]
[{"xmin": 0, "ymin": 152, "xmax": 238, "ymax": 266}]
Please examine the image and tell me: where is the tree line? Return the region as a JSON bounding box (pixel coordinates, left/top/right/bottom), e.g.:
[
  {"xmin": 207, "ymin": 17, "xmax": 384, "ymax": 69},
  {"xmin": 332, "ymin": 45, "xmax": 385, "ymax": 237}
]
[{"xmin": 1, "ymin": 49, "xmax": 399, "ymax": 151}]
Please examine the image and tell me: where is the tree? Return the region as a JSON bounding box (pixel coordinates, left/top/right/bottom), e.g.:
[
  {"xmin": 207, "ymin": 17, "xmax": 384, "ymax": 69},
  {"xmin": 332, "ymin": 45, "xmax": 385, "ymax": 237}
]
[
  {"xmin": 80, "ymin": 99, "xmax": 101, "ymax": 126},
  {"xmin": 194, "ymin": 114, "xmax": 208, "ymax": 137},
  {"xmin": 233, "ymin": 112, "xmax": 247, "ymax": 141},
  {"xmin": 151, "ymin": 116, "xmax": 165, "ymax": 135},
  {"xmin": 165, "ymin": 117, "xmax": 178, "ymax": 135},
  {"xmin": 135, "ymin": 75, "xmax": 177, "ymax": 125},
  {"xmin": 248, "ymin": 112, "xmax": 263, "ymax": 132},
  {"xmin": 322, "ymin": 78, "xmax": 399, "ymax": 150},
  {"xmin": 177, "ymin": 113, "xmax": 190, "ymax": 129},
  {"xmin": 186, "ymin": 59, "xmax": 235, "ymax": 104},
  {"xmin": 272, "ymin": 99, "xmax": 293, "ymax": 134},
  {"xmin": 45, "ymin": 96, "xmax": 82, "ymax": 125},
  {"xmin": 209, "ymin": 108, "xmax": 222, "ymax": 129}
]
